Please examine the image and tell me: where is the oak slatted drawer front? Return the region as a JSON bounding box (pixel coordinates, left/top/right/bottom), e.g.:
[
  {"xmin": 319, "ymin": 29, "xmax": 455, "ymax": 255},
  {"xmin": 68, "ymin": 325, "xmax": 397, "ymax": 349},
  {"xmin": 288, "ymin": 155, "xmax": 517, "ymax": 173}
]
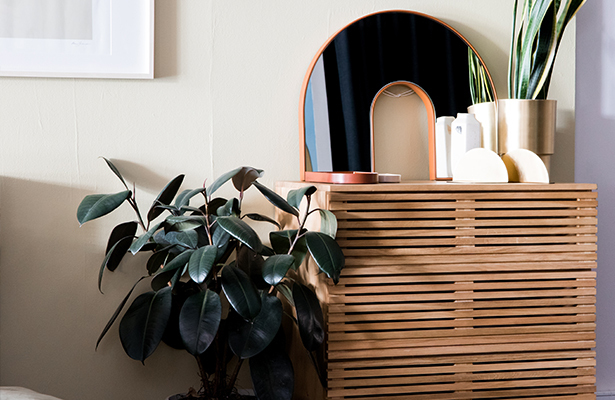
[{"xmin": 276, "ymin": 182, "xmax": 597, "ymax": 400}]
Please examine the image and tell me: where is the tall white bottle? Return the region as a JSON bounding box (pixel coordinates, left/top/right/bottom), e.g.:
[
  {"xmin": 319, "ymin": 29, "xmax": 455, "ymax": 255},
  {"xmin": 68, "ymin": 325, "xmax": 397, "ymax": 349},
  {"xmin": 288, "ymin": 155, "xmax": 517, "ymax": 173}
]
[
  {"xmin": 435, "ymin": 116, "xmax": 454, "ymax": 179},
  {"xmin": 450, "ymin": 113, "xmax": 481, "ymax": 175}
]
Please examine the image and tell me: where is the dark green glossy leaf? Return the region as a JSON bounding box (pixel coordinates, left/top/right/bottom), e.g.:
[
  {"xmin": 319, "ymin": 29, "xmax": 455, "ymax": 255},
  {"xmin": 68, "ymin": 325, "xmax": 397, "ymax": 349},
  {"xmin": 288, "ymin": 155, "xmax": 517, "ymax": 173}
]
[
  {"xmin": 293, "ymin": 283, "xmax": 324, "ymax": 351},
  {"xmin": 262, "ymin": 254, "xmax": 295, "ymax": 286},
  {"xmin": 260, "ymin": 245, "xmax": 275, "ymax": 257},
  {"xmin": 105, "ymin": 221, "xmax": 138, "ymax": 267},
  {"xmin": 249, "ymin": 329, "xmax": 294, "ymax": 400},
  {"xmin": 207, "ymin": 167, "xmax": 242, "ymax": 199},
  {"xmin": 104, "ymin": 236, "xmax": 133, "ymax": 273},
  {"xmin": 270, "ymin": 230, "xmax": 308, "ymax": 270},
  {"xmin": 287, "ymin": 186, "xmax": 317, "ymax": 209},
  {"xmin": 276, "ymin": 283, "xmax": 294, "ymax": 307},
  {"xmin": 98, "ymin": 237, "xmax": 133, "ymax": 293},
  {"xmin": 151, "ymin": 204, "xmax": 180, "ymax": 216},
  {"xmin": 101, "ymin": 157, "xmax": 129, "ymax": 189},
  {"xmin": 175, "ymin": 187, "xmax": 206, "ymax": 209},
  {"xmin": 221, "ymin": 265, "xmax": 261, "ymax": 320},
  {"xmin": 147, "ymin": 250, "xmax": 170, "ymax": 275},
  {"xmin": 157, "ymin": 249, "xmax": 194, "ymax": 275},
  {"xmin": 119, "ymin": 287, "xmax": 172, "ymax": 362},
  {"xmin": 232, "ymin": 166, "xmax": 264, "ymax": 192},
  {"xmin": 179, "ymin": 290, "xmax": 222, "ymax": 356},
  {"xmin": 151, "ymin": 268, "xmax": 179, "ymax": 292},
  {"xmin": 305, "ymin": 231, "xmax": 345, "ymax": 284},
  {"xmin": 77, "ymin": 190, "xmax": 131, "ymax": 225},
  {"xmin": 318, "ymin": 209, "xmax": 337, "ymax": 239},
  {"xmin": 169, "ymin": 264, "xmax": 186, "ymax": 290},
  {"xmin": 212, "ymin": 222, "xmax": 231, "ymax": 247},
  {"xmin": 165, "ymin": 216, "xmax": 207, "ymax": 232},
  {"xmin": 161, "ymin": 230, "xmax": 199, "ymax": 250},
  {"xmin": 147, "ymin": 174, "xmax": 185, "ymax": 222},
  {"xmin": 252, "ymin": 181, "xmax": 299, "ymax": 217},
  {"xmin": 244, "ymin": 213, "xmax": 281, "ymax": 229},
  {"xmin": 236, "ymin": 245, "xmax": 268, "ymax": 290},
  {"xmin": 96, "ymin": 276, "xmax": 146, "ymax": 350},
  {"xmin": 217, "ymin": 198, "xmax": 240, "ymax": 217},
  {"xmin": 207, "ymin": 197, "xmax": 227, "ymax": 215},
  {"xmin": 217, "ymin": 216, "xmax": 262, "ymax": 253},
  {"xmin": 151, "ymin": 251, "xmax": 192, "ymax": 290},
  {"xmin": 181, "ymin": 206, "xmax": 205, "ymax": 215},
  {"xmin": 162, "ymin": 281, "xmax": 201, "ymax": 350},
  {"xmin": 227, "ymin": 294, "xmax": 282, "ymax": 359},
  {"xmin": 130, "ymin": 222, "xmax": 162, "ymax": 255},
  {"xmin": 188, "ymin": 245, "xmax": 217, "ymax": 283},
  {"xmin": 98, "ymin": 241, "xmax": 118, "ymax": 293}
]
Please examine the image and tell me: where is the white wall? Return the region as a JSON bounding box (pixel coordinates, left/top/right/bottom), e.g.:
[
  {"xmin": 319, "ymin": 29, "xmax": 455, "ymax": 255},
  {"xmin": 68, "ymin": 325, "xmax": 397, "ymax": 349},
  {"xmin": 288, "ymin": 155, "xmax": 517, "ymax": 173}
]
[
  {"xmin": 576, "ymin": 0, "xmax": 615, "ymax": 397},
  {"xmin": 0, "ymin": 1, "xmax": 580, "ymax": 399}
]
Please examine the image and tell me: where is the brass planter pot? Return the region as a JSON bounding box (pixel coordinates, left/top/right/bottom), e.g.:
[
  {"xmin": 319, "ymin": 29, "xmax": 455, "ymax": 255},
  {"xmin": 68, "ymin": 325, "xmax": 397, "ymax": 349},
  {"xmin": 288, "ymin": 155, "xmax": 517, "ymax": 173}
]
[
  {"xmin": 497, "ymin": 99, "xmax": 556, "ymax": 172},
  {"xmin": 468, "ymin": 101, "xmax": 497, "ymax": 153}
]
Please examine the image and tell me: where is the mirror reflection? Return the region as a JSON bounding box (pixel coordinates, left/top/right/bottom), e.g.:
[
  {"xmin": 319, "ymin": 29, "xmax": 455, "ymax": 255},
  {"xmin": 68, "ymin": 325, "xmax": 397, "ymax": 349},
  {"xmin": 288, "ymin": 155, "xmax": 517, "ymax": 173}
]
[{"xmin": 301, "ymin": 10, "xmax": 496, "ymax": 180}]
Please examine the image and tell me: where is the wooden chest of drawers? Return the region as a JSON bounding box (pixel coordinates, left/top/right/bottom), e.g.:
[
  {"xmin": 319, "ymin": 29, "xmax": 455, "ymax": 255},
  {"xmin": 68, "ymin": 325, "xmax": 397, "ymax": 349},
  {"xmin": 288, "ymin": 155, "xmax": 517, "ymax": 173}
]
[{"xmin": 276, "ymin": 181, "xmax": 597, "ymax": 400}]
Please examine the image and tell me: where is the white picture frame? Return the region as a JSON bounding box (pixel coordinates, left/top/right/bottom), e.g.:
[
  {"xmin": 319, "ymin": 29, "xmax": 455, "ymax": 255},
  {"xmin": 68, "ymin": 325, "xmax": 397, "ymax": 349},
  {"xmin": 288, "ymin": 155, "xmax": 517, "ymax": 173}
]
[{"xmin": 0, "ymin": 0, "xmax": 154, "ymax": 79}]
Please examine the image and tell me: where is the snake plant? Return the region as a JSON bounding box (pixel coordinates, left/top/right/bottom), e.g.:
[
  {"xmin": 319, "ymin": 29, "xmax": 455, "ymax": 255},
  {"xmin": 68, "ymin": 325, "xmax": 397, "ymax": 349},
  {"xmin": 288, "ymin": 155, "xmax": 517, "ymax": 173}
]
[
  {"xmin": 468, "ymin": 48, "xmax": 495, "ymax": 105},
  {"xmin": 508, "ymin": 0, "xmax": 585, "ymax": 99}
]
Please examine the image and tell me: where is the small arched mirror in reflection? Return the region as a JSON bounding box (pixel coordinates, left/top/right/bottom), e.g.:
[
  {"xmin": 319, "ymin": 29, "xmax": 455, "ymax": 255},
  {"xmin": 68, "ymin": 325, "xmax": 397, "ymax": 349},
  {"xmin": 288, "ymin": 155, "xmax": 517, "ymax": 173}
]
[
  {"xmin": 299, "ymin": 10, "xmax": 496, "ymax": 183},
  {"xmin": 372, "ymin": 82, "xmax": 430, "ymax": 181}
]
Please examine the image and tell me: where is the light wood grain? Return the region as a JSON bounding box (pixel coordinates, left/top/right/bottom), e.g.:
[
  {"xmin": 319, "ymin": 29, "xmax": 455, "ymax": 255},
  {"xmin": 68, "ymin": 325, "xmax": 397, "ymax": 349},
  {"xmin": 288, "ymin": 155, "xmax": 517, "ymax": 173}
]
[{"xmin": 276, "ymin": 182, "xmax": 597, "ymax": 400}]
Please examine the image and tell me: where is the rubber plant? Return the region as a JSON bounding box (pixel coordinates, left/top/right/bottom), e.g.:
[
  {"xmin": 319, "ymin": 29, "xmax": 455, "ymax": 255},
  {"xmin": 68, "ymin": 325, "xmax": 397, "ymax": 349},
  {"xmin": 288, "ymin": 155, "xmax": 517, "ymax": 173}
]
[
  {"xmin": 508, "ymin": 0, "xmax": 585, "ymax": 99},
  {"xmin": 77, "ymin": 159, "xmax": 345, "ymax": 400}
]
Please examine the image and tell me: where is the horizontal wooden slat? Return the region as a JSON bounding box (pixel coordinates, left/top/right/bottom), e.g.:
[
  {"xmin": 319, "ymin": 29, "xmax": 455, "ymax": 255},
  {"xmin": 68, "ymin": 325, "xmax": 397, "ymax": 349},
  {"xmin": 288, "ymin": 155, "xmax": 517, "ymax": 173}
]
[
  {"xmin": 327, "ymin": 376, "xmax": 596, "ymax": 397},
  {"xmin": 328, "ymin": 332, "xmax": 595, "ymax": 351},
  {"xmin": 337, "ymin": 235, "xmax": 597, "ymax": 247},
  {"xmin": 329, "ymin": 200, "xmax": 597, "ymax": 211},
  {"xmin": 329, "ymin": 279, "xmax": 595, "ymax": 295},
  {"xmin": 327, "ymin": 350, "xmax": 596, "ymax": 370},
  {"xmin": 329, "ymin": 190, "xmax": 598, "ymax": 201},
  {"xmin": 329, "ymin": 367, "xmax": 596, "ymax": 388},
  {"xmin": 337, "ymin": 226, "xmax": 597, "ymax": 238},
  {"xmin": 328, "ymin": 306, "xmax": 596, "ymax": 323},
  {"xmin": 325, "ymin": 389, "xmax": 596, "ymax": 400},
  {"xmin": 328, "ymin": 314, "xmax": 596, "ymax": 332},
  {"xmin": 328, "ymin": 287, "xmax": 597, "ymax": 304},
  {"xmin": 328, "ymin": 340, "xmax": 596, "ymax": 361},
  {"xmin": 328, "ymin": 358, "xmax": 596, "ymax": 379},
  {"xmin": 329, "ymin": 298, "xmax": 596, "ymax": 313},
  {"xmin": 338, "ymin": 216, "xmax": 598, "ymax": 229},
  {"xmin": 334, "ymin": 208, "xmax": 597, "ymax": 220},
  {"xmin": 335, "ymin": 270, "xmax": 596, "ymax": 284},
  {"xmin": 343, "ymin": 251, "xmax": 597, "ymax": 265},
  {"xmin": 328, "ymin": 323, "xmax": 596, "ymax": 342}
]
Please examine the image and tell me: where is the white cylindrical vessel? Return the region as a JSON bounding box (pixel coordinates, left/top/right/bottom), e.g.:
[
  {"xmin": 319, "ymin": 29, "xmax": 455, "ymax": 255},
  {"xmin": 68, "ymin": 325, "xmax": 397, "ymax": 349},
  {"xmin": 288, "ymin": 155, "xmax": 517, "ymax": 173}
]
[
  {"xmin": 450, "ymin": 113, "xmax": 481, "ymax": 174},
  {"xmin": 435, "ymin": 116, "xmax": 454, "ymax": 179}
]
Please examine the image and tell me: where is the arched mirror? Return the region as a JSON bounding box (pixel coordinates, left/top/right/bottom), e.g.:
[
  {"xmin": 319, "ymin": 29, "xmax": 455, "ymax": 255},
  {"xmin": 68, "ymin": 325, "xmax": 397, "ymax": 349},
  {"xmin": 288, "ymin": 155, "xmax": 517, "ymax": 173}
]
[{"xmin": 299, "ymin": 10, "xmax": 497, "ymax": 183}]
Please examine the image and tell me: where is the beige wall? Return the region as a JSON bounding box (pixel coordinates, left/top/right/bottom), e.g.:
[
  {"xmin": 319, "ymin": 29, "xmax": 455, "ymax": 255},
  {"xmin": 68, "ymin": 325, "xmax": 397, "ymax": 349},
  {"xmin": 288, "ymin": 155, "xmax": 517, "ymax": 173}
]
[{"xmin": 0, "ymin": 1, "xmax": 577, "ymax": 399}]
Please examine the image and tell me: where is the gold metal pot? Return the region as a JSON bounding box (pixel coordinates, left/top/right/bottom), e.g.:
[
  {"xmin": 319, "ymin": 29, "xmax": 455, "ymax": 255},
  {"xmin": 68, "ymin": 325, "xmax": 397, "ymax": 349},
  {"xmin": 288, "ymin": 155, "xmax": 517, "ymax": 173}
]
[
  {"xmin": 468, "ymin": 101, "xmax": 497, "ymax": 153},
  {"xmin": 497, "ymin": 99, "xmax": 556, "ymax": 172}
]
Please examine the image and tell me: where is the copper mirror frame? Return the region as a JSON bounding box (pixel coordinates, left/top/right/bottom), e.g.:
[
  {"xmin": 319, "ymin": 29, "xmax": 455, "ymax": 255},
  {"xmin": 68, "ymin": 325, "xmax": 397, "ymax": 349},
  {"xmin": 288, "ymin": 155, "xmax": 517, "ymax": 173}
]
[{"xmin": 299, "ymin": 10, "xmax": 497, "ymax": 183}]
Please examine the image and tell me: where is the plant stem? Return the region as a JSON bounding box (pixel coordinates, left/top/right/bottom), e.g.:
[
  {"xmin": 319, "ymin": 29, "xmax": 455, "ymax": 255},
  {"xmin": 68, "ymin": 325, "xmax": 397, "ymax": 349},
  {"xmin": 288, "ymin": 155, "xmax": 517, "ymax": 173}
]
[
  {"xmin": 289, "ymin": 196, "xmax": 312, "ymax": 253},
  {"xmin": 128, "ymin": 197, "xmax": 147, "ymax": 232},
  {"xmin": 227, "ymin": 358, "xmax": 244, "ymax": 395},
  {"xmin": 195, "ymin": 355, "xmax": 211, "ymax": 396}
]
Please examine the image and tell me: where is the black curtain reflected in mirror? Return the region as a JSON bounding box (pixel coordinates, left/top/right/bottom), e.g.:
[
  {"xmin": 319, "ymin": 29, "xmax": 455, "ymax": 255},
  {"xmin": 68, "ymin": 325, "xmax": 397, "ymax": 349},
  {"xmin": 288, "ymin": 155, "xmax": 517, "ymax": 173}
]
[{"xmin": 307, "ymin": 12, "xmax": 477, "ymax": 172}]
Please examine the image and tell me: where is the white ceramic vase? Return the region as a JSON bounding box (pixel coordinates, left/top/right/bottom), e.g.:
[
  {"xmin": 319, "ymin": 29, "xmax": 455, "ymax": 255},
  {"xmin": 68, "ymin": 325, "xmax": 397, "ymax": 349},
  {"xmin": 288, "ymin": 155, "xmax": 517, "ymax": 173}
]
[
  {"xmin": 450, "ymin": 113, "xmax": 481, "ymax": 174},
  {"xmin": 435, "ymin": 116, "xmax": 454, "ymax": 179}
]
